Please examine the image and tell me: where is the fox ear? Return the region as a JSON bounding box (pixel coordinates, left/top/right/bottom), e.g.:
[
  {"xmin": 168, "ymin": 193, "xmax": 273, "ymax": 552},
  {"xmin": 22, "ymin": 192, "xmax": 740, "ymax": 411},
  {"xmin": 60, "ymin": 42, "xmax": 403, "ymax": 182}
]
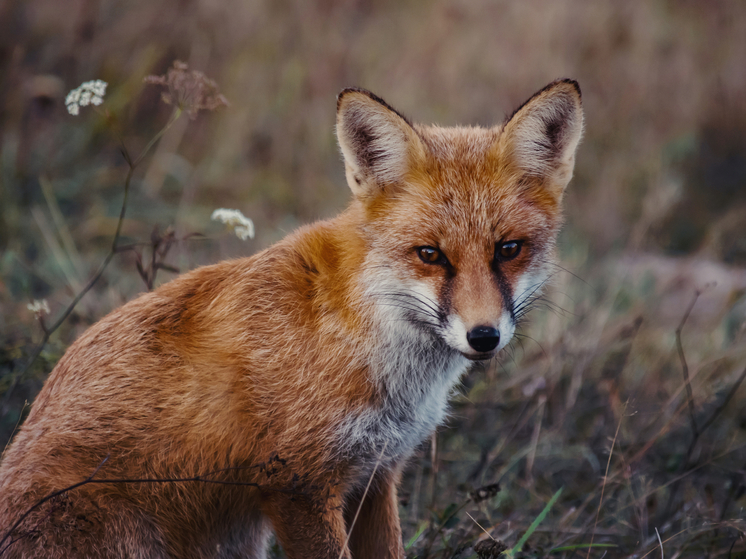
[
  {"xmin": 336, "ymin": 88, "xmax": 425, "ymax": 198},
  {"xmin": 498, "ymin": 79, "xmax": 584, "ymax": 195}
]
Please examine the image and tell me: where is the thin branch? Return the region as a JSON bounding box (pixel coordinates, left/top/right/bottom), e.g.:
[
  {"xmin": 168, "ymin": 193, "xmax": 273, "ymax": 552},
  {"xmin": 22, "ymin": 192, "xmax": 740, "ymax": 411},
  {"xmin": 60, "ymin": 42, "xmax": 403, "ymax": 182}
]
[
  {"xmin": 2, "ymin": 108, "xmax": 183, "ymax": 416},
  {"xmin": 1, "ymin": 402, "xmax": 28, "ymax": 457},
  {"xmin": 586, "ymin": 399, "xmax": 628, "ymax": 559},
  {"xmin": 655, "ymin": 527, "xmax": 664, "ymax": 559},
  {"xmin": 697, "ymin": 365, "xmax": 746, "ymax": 436},
  {"xmin": 676, "ymin": 290, "xmax": 701, "ymax": 438},
  {"xmin": 661, "ymin": 363, "xmax": 746, "ymax": 524},
  {"xmin": 637, "ymin": 528, "xmax": 691, "ymax": 559},
  {"xmin": 339, "ymin": 441, "xmax": 388, "ymax": 559}
]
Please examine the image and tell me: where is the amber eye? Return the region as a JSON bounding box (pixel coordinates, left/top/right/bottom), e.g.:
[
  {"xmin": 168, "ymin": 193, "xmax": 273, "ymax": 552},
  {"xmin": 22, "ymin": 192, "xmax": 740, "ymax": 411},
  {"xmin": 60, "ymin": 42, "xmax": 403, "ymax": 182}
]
[
  {"xmin": 417, "ymin": 246, "xmax": 446, "ymax": 265},
  {"xmin": 496, "ymin": 241, "xmax": 522, "ymax": 261}
]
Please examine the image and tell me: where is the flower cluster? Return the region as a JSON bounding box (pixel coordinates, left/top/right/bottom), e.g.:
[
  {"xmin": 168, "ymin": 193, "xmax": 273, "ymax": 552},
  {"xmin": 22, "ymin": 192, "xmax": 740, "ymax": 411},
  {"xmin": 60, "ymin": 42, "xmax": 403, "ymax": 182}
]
[
  {"xmin": 27, "ymin": 299, "xmax": 50, "ymax": 316},
  {"xmin": 65, "ymin": 80, "xmax": 107, "ymax": 115},
  {"xmin": 211, "ymin": 208, "xmax": 255, "ymax": 240},
  {"xmin": 144, "ymin": 61, "xmax": 228, "ymax": 119}
]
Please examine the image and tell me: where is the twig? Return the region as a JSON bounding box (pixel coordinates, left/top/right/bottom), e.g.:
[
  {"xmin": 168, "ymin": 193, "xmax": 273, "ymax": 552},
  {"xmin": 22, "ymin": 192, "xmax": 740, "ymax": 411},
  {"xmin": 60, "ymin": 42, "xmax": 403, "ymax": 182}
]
[
  {"xmin": 526, "ymin": 394, "xmax": 546, "ymax": 480},
  {"xmin": 465, "ymin": 511, "xmax": 497, "ymax": 542},
  {"xmin": 586, "ymin": 399, "xmax": 628, "ymax": 559},
  {"xmin": 637, "ymin": 528, "xmax": 691, "ymax": 559},
  {"xmin": 429, "ymin": 430, "xmax": 439, "ymax": 509},
  {"xmin": 1, "ymin": 108, "xmax": 183, "ymax": 416},
  {"xmin": 339, "ymin": 441, "xmax": 388, "ymax": 559},
  {"xmin": 1, "ymin": 402, "xmax": 28, "ymax": 457},
  {"xmin": 421, "ymin": 499, "xmax": 471, "ymax": 558},
  {"xmin": 661, "ymin": 358, "xmax": 746, "ymax": 523},
  {"xmin": 676, "ymin": 290, "xmax": 701, "ymax": 438},
  {"xmin": 697, "ymin": 365, "xmax": 746, "ymax": 436},
  {"xmin": 655, "ymin": 527, "xmax": 664, "ymax": 559}
]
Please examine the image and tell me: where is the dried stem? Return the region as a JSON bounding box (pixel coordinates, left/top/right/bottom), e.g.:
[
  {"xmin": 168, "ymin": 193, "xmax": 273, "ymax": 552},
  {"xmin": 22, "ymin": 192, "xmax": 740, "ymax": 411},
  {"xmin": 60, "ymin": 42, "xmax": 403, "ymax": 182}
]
[
  {"xmin": 1, "ymin": 108, "xmax": 183, "ymax": 417},
  {"xmin": 586, "ymin": 399, "xmax": 628, "ymax": 559},
  {"xmin": 676, "ymin": 290, "xmax": 701, "ymax": 438},
  {"xmin": 339, "ymin": 442, "xmax": 388, "ymax": 559}
]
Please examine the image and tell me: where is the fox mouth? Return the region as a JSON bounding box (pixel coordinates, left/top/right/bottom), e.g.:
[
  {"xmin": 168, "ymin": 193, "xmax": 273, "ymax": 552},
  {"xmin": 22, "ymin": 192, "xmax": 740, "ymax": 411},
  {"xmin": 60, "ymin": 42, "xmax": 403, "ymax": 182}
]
[{"xmin": 460, "ymin": 350, "xmax": 497, "ymax": 361}]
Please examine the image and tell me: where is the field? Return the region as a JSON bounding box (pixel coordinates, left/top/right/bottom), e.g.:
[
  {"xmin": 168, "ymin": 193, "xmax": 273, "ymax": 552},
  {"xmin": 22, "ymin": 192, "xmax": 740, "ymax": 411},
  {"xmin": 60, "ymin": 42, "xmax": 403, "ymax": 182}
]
[{"xmin": 2, "ymin": 0, "xmax": 746, "ymax": 556}]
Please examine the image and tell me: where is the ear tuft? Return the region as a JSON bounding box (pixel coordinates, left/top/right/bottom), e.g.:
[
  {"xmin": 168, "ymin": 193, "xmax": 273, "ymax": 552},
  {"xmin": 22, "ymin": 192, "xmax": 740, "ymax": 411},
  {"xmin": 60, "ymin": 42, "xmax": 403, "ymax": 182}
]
[
  {"xmin": 499, "ymin": 79, "xmax": 584, "ymax": 193},
  {"xmin": 336, "ymin": 88, "xmax": 423, "ymax": 197}
]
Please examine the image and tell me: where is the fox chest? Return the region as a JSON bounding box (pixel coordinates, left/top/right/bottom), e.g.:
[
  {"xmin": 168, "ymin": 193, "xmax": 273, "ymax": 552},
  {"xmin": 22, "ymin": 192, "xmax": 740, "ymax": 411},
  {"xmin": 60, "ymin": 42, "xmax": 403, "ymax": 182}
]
[{"xmin": 335, "ymin": 351, "xmax": 470, "ymax": 466}]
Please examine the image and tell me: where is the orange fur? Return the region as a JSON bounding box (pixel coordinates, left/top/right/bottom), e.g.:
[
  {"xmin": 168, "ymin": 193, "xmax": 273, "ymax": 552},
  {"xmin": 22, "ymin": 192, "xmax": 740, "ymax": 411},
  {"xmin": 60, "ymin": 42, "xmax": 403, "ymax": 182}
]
[{"xmin": 0, "ymin": 80, "xmax": 583, "ymax": 558}]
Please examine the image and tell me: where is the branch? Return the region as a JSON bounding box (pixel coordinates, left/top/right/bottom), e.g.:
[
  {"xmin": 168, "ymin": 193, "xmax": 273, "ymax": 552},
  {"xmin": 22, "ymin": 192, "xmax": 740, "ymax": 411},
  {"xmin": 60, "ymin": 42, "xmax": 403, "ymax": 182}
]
[
  {"xmin": 675, "ymin": 289, "xmax": 700, "ymax": 439},
  {"xmin": 2, "ymin": 108, "xmax": 183, "ymax": 416}
]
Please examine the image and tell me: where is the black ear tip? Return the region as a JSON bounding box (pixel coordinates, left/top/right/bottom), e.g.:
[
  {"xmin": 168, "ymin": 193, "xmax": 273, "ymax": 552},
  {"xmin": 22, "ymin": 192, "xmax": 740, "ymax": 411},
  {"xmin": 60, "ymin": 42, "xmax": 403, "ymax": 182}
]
[
  {"xmin": 337, "ymin": 87, "xmax": 378, "ymax": 112},
  {"xmin": 554, "ymin": 79, "xmax": 581, "ymax": 100},
  {"xmin": 338, "ymin": 87, "xmax": 369, "ymax": 105},
  {"xmin": 505, "ymin": 79, "xmax": 582, "ymax": 125},
  {"xmin": 336, "ymin": 88, "xmax": 411, "ymax": 124}
]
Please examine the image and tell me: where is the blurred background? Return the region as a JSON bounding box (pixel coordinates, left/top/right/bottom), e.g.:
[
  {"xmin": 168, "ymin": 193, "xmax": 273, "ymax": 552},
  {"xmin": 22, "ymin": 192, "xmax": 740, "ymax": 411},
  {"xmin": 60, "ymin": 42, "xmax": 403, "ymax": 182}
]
[{"xmin": 1, "ymin": 0, "xmax": 746, "ymax": 556}]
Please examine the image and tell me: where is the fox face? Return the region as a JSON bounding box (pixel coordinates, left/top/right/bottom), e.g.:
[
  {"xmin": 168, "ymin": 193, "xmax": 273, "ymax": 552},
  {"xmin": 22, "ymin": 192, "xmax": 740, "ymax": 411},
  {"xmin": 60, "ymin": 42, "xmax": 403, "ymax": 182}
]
[{"xmin": 337, "ymin": 82, "xmax": 583, "ymax": 366}]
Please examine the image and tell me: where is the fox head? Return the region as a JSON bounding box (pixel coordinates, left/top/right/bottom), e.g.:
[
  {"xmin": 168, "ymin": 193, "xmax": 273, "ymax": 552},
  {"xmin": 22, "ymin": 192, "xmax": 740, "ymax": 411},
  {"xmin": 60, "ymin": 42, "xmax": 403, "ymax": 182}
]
[{"xmin": 336, "ymin": 81, "xmax": 583, "ymax": 362}]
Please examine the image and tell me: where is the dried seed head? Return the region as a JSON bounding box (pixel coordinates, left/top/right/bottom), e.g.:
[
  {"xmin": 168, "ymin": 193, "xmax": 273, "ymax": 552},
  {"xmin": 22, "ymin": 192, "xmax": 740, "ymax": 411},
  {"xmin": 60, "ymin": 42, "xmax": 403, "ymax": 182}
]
[
  {"xmin": 211, "ymin": 208, "xmax": 254, "ymax": 240},
  {"xmin": 65, "ymin": 80, "xmax": 107, "ymax": 115},
  {"xmin": 469, "ymin": 483, "xmax": 500, "ymax": 503},
  {"xmin": 27, "ymin": 299, "xmax": 50, "ymax": 316},
  {"xmin": 144, "ymin": 60, "xmax": 229, "ymax": 119},
  {"xmin": 474, "ymin": 538, "xmax": 508, "ymax": 558}
]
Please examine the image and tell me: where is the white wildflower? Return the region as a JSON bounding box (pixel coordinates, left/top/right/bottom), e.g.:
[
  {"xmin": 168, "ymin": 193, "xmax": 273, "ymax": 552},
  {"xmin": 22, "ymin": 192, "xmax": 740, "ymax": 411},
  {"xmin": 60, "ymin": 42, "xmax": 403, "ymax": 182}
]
[
  {"xmin": 66, "ymin": 79, "xmax": 107, "ymax": 115},
  {"xmin": 211, "ymin": 208, "xmax": 255, "ymax": 240},
  {"xmin": 27, "ymin": 299, "xmax": 50, "ymax": 315}
]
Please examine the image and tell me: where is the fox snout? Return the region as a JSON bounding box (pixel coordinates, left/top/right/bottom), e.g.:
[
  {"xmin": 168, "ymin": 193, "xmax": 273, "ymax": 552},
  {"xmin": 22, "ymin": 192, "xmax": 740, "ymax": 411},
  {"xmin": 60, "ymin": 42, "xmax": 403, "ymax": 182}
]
[
  {"xmin": 438, "ymin": 307, "xmax": 515, "ymax": 361},
  {"xmin": 458, "ymin": 317, "xmax": 511, "ymax": 360},
  {"xmin": 466, "ymin": 325, "xmax": 500, "ymax": 354}
]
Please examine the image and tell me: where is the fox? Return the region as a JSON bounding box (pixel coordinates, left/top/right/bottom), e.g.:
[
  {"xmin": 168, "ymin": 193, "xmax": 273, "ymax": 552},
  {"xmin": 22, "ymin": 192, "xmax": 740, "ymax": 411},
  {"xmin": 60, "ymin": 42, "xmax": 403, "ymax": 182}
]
[{"xmin": 0, "ymin": 79, "xmax": 583, "ymax": 558}]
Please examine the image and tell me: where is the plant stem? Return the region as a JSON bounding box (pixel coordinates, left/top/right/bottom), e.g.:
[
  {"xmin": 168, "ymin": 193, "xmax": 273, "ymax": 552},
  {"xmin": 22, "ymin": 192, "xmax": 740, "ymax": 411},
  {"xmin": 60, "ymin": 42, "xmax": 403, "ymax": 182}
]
[{"xmin": 1, "ymin": 108, "xmax": 183, "ymax": 417}]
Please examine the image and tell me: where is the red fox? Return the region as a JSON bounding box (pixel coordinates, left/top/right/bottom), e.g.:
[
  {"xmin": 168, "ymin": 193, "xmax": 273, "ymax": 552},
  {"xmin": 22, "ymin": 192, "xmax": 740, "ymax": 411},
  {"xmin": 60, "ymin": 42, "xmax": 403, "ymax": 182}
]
[{"xmin": 0, "ymin": 80, "xmax": 583, "ymax": 558}]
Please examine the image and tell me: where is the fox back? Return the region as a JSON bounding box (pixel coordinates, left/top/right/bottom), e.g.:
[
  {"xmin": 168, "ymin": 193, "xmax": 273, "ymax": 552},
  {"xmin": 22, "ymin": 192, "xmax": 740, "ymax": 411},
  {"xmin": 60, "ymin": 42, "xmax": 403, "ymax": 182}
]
[{"xmin": 0, "ymin": 80, "xmax": 583, "ymax": 559}]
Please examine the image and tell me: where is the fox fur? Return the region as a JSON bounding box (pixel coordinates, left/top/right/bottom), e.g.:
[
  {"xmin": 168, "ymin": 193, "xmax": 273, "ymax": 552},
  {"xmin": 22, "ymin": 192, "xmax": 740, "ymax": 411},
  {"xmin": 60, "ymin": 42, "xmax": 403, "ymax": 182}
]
[{"xmin": 0, "ymin": 80, "xmax": 583, "ymax": 558}]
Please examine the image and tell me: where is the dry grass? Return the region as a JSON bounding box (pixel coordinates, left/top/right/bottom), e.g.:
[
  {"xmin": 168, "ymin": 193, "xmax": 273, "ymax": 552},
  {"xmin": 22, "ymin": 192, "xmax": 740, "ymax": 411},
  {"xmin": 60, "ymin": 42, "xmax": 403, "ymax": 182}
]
[{"xmin": 1, "ymin": 0, "xmax": 746, "ymax": 556}]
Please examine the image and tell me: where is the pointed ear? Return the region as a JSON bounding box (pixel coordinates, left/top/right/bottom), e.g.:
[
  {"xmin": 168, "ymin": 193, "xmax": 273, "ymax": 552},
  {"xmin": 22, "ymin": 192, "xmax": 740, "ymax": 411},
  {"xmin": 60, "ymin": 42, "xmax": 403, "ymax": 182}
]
[
  {"xmin": 336, "ymin": 88, "xmax": 425, "ymax": 198},
  {"xmin": 498, "ymin": 79, "xmax": 584, "ymax": 195}
]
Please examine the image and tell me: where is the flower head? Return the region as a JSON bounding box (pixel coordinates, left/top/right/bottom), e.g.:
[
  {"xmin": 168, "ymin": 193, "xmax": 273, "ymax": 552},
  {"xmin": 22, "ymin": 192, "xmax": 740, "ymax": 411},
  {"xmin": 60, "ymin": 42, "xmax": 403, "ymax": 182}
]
[
  {"xmin": 27, "ymin": 299, "xmax": 50, "ymax": 316},
  {"xmin": 144, "ymin": 61, "xmax": 228, "ymax": 119},
  {"xmin": 211, "ymin": 208, "xmax": 254, "ymax": 240},
  {"xmin": 65, "ymin": 80, "xmax": 107, "ymax": 115}
]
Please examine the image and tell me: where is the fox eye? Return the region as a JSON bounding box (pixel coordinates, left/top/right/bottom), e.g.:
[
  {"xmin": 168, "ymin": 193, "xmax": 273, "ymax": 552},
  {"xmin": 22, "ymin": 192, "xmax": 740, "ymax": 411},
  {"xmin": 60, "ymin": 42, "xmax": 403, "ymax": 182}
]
[
  {"xmin": 417, "ymin": 246, "xmax": 447, "ymax": 265},
  {"xmin": 496, "ymin": 241, "xmax": 522, "ymax": 261}
]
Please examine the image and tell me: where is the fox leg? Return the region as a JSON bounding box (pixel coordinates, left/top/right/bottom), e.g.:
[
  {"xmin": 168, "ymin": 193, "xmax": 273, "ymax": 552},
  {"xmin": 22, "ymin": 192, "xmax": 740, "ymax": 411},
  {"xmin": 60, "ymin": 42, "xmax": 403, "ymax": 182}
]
[
  {"xmin": 260, "ymin": 490, "xmax": 349, "ymax": 559},
  {"xmin": 345, "ymin": 471, "xmax": 404, "ymax": 559}
]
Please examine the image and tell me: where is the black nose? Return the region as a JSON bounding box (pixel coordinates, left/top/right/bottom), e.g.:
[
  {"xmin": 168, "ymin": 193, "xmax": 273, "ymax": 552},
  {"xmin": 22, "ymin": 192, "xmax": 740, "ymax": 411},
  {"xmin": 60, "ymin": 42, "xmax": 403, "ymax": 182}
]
[{"xmin": 466, "ymin": 326, "xmax": 500, "ymax": 352}]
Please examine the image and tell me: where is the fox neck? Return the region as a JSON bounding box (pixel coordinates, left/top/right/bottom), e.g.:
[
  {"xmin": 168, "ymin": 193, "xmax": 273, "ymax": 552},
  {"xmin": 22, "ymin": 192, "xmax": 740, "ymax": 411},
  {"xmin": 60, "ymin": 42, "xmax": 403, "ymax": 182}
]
[{"xmin": 304, "ymin": 205, "xmax": 471, "ymax": 463}]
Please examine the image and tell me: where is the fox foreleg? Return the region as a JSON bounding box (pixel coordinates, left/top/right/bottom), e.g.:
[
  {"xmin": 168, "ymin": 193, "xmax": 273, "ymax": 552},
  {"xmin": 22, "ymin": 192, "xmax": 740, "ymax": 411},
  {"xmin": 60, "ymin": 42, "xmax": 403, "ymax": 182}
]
[
  {"xmin": 260, "ymin": 488, "xmax": 350, "ymax": 559},
  {"xmin": 345, "ymin": 470, "xmax": 404, "ymax": 559}
]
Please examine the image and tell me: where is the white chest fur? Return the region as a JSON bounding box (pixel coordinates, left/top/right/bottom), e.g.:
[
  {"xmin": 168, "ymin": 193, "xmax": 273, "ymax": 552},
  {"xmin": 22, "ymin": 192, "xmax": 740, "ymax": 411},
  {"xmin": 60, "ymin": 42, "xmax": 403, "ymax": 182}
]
[{"xmin": 334, "ymin": 316, "xmax": 470, "ymax": 471}]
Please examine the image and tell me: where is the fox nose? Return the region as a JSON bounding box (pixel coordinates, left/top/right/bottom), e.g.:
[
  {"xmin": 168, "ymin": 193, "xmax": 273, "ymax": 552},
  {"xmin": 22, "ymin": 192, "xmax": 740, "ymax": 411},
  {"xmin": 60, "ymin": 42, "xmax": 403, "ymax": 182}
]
[{"xmin": 466, "ymin": 326, "xmax": 500, "ymax": 353}]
